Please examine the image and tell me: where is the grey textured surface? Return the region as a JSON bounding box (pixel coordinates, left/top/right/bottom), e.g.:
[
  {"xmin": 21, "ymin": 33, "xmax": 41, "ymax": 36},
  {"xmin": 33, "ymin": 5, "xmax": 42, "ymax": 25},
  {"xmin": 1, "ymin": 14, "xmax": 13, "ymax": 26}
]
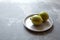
[{"xmin": 0, "ymin": 0, "xmax": 60, "ymax": 40}]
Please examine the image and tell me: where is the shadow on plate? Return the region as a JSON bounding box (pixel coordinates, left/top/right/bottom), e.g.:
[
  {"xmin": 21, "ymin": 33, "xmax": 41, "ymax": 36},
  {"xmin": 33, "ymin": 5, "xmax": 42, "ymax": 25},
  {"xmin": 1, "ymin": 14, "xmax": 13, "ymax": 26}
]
[{"xmin": 24, "ymin": 25, "xmax": 54, "ymax": 35}]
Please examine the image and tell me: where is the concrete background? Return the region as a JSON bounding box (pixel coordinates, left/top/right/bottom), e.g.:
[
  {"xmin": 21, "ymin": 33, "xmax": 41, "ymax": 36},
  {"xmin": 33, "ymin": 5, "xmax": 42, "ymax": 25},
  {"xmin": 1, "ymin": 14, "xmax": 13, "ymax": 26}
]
[{"xmin": 0, "ymin": 0, "xmax": 60, "ymax": 40}]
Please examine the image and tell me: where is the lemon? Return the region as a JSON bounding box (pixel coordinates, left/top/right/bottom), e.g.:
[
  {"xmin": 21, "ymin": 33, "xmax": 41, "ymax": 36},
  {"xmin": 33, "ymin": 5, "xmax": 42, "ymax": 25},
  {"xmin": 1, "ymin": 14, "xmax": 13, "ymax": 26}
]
[
  {"xmin": 30, "ymin": 15, "xmax": 43, "ymax": 25},
  {"xmin": 38, "ymin": 11, "xmax": 49, "ymax": 22}
]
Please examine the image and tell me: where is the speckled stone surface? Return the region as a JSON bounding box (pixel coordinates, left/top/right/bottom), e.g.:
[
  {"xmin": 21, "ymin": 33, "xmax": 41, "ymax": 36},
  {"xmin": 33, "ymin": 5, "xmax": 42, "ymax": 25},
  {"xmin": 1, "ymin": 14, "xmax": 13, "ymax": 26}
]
[{"xmin": 0, "ymin": 0, "xmax": 60, "ymax": 40}]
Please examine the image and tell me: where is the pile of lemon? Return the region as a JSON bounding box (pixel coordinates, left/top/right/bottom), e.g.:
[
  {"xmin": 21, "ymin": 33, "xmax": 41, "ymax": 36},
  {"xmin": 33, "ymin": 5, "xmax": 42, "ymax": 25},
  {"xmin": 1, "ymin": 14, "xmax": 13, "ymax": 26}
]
[{"xmin": 30, "ymin": 11, "xmax": 49, "ymax": 25}]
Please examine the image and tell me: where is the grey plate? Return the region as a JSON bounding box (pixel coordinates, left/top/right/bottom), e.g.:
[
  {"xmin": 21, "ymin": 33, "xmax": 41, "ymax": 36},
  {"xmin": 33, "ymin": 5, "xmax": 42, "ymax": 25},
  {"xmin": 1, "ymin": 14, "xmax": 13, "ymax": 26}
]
[{"xmin": 23, "ymin": 14, "xmax": 53, "ymax": 32}]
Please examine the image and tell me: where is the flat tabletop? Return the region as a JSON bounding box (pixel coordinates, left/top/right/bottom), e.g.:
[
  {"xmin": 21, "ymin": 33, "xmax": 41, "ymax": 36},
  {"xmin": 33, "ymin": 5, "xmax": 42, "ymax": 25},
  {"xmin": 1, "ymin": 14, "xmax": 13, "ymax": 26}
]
[{"xmin": 0, "ymin": 0, "xmax": 60, "ymax": 40}]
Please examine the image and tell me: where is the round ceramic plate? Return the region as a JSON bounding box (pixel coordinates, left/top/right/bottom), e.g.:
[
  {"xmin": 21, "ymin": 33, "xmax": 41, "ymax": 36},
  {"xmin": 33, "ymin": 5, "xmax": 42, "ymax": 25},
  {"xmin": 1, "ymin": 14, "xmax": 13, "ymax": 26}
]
[{"xmin": 23, "ymin": 14, "xmax": 53, "ymax": 32}]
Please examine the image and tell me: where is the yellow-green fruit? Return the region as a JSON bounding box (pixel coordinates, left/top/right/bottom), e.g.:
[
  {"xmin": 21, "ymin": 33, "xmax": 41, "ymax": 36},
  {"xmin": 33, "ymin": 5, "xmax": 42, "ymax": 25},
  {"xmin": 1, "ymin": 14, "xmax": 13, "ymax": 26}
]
[
  {"xmin": 30, "ymin": 15, "xmax": 43, "ymax": 25},
  {"xmin": 39, "ymin": 11, "xmax": 49, "ymax": 22}
]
